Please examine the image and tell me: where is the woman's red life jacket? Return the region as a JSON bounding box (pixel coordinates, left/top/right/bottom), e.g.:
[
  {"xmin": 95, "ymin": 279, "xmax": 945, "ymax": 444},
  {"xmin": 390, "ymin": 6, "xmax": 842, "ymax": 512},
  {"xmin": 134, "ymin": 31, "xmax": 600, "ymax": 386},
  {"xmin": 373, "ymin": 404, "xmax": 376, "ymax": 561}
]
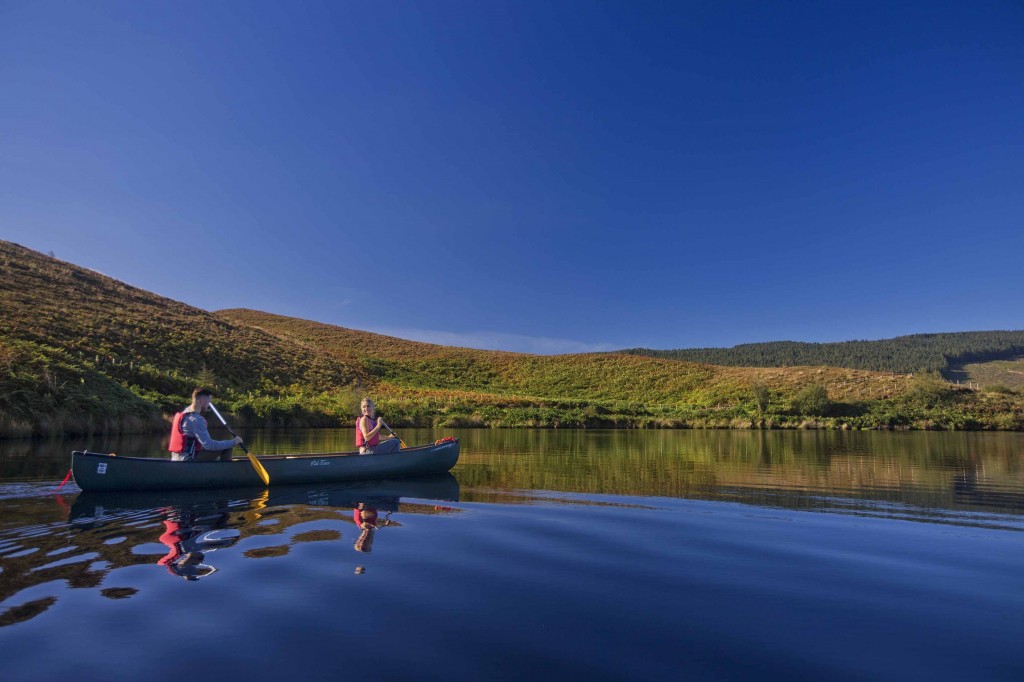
[
  {"xmin": 353, "ymin": 507, "xmax": 379, "ymax": 527},
  {"xmin": 168, "ymin": 412, "xmax": 202, "ymax": 455},
  {"xmin": 355, "ymin": 417, "xmax": 379, "ymax": 447}
]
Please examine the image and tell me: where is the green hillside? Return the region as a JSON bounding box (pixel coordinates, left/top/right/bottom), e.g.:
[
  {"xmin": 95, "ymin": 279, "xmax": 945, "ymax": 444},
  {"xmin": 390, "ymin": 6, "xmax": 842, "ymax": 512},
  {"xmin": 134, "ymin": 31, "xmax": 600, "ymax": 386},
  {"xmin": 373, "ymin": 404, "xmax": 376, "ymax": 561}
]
[
  {"xmin": 0, "ymin": 241, "xmax": 364, "ymax": 435},
  {"xmin": 217, "ymin": 309, "xmax": 1023, "ymax": 432},
  {"xmin": 621, "ymin": 333, "xmax": 1024, "ymax": 375},
  {"xmin": 2, "ymin": 239, "xmax": 1021, "ymax": 436},
  {"xmin": 218, "ymin": 308, "xmax": 903, "ymax": 402}
]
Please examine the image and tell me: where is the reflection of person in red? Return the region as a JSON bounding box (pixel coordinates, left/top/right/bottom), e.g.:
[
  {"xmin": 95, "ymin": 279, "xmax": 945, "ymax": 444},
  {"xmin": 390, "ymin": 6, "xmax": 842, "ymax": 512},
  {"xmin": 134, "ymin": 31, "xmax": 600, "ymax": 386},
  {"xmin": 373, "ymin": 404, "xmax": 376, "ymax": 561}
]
[
  {"xmin": 157, "ymin": 508, "xmax": 235, "ymax": 580},
  {"xmin": 353, "ymin": 503, "xmax": 378, "ymax": 553}
]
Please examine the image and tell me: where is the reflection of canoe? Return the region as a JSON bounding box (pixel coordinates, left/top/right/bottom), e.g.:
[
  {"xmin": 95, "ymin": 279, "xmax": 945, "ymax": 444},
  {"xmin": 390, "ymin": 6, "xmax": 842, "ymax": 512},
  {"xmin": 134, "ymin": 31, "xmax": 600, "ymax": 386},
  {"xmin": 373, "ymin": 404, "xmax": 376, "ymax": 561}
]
[
  {"xmin": 71, "ymin": 440, "xmax": 460, "ymax": 492},
  {"xmin": 69, "ymin": 473, "xmax": 461, "ymax": 521}
]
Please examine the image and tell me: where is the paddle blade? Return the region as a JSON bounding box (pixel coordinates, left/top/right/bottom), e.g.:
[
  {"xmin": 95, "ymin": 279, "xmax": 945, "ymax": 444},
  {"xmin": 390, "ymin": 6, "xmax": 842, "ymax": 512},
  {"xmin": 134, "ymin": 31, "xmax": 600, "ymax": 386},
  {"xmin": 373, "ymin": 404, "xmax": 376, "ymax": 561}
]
[
  {"xmin": 244, "ymin": 450, "xmax": 266, "ymax": 483},
  {"xmin": 247, "ymin": 450, "xmax": 270, "ymax": 486}
]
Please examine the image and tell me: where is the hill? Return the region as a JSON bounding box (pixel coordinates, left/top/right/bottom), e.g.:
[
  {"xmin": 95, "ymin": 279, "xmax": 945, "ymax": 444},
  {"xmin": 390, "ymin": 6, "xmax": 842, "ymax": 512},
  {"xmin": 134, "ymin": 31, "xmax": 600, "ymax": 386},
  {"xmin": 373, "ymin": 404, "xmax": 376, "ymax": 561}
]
[
  {"xmin": 2, "ymin": 239, "xmax": 1021, "ymax": 435},
  {"xmin": 217, "ymin": 307, "xmax": 906, "ymax": 402},
  {"xmin": 619, "ymin": 333, "xmax": 1024, "ymax": 375},
  {"xmin": 216, "ymin": 309, "xmax": 1022, "ymax": 432},
  {"xmin": 0, "ymin": 240, "xmax": 363, "ymax": 435}
]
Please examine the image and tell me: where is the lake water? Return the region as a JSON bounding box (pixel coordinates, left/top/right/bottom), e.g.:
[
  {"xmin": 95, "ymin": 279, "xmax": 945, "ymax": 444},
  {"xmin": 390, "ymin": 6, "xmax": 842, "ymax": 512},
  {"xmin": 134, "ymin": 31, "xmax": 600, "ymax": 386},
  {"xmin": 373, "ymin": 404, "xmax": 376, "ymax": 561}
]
[{"xmin": 2, "ymin": 429, "xmax": 1024, "ymax": 680}]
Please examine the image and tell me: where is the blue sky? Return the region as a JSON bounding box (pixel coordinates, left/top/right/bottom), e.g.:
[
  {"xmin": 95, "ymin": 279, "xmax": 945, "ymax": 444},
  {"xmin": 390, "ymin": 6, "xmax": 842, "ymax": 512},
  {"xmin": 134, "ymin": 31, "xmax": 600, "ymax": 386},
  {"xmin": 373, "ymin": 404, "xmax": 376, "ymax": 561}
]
[{"xmin": 2, "ymin": 1, "xmax": 1021, "ymax": 353}]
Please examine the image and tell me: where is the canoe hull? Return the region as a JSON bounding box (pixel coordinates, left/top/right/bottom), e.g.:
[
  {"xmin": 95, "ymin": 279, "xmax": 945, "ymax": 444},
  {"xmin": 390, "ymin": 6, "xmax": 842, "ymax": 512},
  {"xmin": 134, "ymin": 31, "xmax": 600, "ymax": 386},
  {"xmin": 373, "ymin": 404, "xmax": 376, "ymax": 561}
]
[
  {"xmin": 71, "ymin": 440, "xmax": 460, "ymax": 492},
  {"xmin": 70, "ymin": 473, "xmax": 461, "ymax": 521}
]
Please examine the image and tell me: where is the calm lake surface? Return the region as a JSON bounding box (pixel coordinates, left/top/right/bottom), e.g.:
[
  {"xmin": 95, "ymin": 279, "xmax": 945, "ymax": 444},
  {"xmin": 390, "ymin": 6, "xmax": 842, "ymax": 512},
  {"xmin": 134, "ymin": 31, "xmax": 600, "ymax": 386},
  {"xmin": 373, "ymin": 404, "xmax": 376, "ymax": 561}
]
[{"xmin": 2, "ymin": 429, "xmax": 1024, "ymax": 681}]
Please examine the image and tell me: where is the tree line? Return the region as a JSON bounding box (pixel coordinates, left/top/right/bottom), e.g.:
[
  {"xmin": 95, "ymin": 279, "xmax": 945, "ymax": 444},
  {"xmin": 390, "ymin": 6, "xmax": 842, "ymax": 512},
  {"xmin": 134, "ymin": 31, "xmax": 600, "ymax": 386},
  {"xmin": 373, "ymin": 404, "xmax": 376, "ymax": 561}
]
[{"xmin": 618, "ymin": 331, "xmax": 1024, "ymax": 374}]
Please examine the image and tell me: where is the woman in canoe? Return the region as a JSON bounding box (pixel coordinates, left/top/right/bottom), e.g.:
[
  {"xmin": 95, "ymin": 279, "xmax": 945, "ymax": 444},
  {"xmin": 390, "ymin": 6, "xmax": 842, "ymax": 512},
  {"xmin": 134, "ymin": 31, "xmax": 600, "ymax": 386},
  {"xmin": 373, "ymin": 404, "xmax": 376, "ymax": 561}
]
[{"xmin": 356, "ymin": 397, "xmax": 400, "ymax": 455}]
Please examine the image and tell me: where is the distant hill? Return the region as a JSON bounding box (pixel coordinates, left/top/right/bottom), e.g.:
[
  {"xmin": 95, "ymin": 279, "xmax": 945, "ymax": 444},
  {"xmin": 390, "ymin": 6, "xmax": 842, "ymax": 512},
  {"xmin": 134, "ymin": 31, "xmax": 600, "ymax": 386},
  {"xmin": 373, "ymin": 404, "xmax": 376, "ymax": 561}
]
[
  {"xmin": 216, "ymin": 308, "xmax": 909, "ymax": 404},
  {"xmin": 1, "ymin": 239, "xmax": 1020, "ymax": 435},
  {"xmin": 619, "ymin": 333, "xmax": 1024, "ymax": 375},
  {"xmin": 215, "ymin": 309, "xmax": 1024, "ymax": 431}
]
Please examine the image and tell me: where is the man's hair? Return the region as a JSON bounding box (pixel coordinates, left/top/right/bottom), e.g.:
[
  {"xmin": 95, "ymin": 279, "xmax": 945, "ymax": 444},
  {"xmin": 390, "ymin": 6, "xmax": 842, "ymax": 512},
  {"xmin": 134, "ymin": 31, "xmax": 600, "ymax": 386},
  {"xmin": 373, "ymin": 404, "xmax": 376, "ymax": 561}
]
[{"xmin": 193, "ymin": 387, "xmax": 214, "ymax": 399}]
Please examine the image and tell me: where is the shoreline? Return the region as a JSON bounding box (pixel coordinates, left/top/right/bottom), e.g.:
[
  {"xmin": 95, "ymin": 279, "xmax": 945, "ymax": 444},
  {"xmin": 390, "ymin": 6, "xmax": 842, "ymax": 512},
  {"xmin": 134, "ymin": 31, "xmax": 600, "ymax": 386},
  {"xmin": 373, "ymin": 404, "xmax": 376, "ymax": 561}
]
[{"xmin": 3, "ymin": 420, "xmax": 1021, "ymax": 440}]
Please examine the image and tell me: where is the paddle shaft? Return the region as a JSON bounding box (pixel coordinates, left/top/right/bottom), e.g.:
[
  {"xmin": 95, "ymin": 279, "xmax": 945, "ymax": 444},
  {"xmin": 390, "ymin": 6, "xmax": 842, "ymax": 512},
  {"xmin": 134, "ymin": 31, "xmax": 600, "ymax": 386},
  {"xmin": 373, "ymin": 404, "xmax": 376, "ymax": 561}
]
[
  {"xmin": 208, "ymin": 403, "xmax": 248, "ymax": 453},
  {"xmin": 209, "ymin": 403, "xmax": 270, "ymax": 485},
  {"xmin": 379, "ymin": 420, "xmax": 408, "ymax": 449}
]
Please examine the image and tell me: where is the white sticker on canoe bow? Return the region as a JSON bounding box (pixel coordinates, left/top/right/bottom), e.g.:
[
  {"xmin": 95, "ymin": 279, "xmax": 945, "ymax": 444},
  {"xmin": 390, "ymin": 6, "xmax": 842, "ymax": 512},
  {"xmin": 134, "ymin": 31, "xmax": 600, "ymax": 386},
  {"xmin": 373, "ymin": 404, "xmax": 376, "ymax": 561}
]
[
  {"xmin": 97, "ymin": 463, "xmax": 108, "ymax": 474},
  {"xmin": 310, "ymin": 459, "xmax": 330, "ymax": 467}
]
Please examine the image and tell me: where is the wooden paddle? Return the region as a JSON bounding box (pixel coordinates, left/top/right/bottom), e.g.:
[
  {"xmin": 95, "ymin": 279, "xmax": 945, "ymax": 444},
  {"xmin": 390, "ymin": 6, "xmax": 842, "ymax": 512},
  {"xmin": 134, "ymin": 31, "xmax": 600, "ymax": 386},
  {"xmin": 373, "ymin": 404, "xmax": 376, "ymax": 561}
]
[
  {"xmin": 209, "ymin": 403, "xmax": 270, "ymax": 485},
  {"xmin": 379, "ymin": 420, "xmax": 408, "ymax": 449}
]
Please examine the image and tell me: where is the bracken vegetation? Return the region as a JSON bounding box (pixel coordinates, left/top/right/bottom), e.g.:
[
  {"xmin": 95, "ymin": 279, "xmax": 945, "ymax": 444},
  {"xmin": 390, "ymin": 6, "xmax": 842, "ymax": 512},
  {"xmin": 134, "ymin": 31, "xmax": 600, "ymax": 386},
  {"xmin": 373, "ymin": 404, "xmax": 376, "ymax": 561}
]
[{"xmin": 2, "ymin": 239, "xmax": 1021, "ymax": 436}]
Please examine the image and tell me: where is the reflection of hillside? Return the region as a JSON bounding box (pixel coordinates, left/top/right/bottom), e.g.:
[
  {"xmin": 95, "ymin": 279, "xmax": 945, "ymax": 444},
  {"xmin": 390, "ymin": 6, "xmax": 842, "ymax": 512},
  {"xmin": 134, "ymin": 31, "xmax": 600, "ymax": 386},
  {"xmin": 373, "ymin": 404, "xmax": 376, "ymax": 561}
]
[
  {"xmin": 0, "ymin": 476, "xmax": 459, "ymax": 626},
  {"xmin": 455, "ymin": 431, "xmax": 1024, "ymax": 518}
]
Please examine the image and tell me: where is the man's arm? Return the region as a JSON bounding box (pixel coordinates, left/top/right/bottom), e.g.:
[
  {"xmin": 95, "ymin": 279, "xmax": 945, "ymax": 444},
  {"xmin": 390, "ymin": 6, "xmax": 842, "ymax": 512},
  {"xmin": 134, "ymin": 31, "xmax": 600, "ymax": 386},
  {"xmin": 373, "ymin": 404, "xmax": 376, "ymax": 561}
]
[{"xmin": 183, "ymin": 413, "xmax": 237, "ymax": 451}]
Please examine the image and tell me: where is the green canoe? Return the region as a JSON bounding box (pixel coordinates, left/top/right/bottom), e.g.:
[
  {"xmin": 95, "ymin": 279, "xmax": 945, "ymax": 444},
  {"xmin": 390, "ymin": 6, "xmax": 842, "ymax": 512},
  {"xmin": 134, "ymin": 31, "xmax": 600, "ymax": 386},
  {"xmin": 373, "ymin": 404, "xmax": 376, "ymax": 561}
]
[{"xmin": 71, "ymin": 439, "xmax": 460, "ymax": 492}]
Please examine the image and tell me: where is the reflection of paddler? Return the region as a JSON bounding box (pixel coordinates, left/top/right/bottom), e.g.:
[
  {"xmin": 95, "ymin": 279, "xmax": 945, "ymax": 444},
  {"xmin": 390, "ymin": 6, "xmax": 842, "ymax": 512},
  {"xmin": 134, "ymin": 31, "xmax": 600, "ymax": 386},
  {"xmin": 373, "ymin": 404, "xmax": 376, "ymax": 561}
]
[
  {"xmin": 156, "ymin": 508, "xmax": 235, "ymax": 580},
  {"xmin": 353, "ymin": 504, "xmax": 379, "ymax": 528},
  {"xmin": 158, "ymin": 518, "xmax": 211, "ymax": 580},
  {"xmin": 353, "ymin": 503, "xmax": 378, "ymax": 553}
]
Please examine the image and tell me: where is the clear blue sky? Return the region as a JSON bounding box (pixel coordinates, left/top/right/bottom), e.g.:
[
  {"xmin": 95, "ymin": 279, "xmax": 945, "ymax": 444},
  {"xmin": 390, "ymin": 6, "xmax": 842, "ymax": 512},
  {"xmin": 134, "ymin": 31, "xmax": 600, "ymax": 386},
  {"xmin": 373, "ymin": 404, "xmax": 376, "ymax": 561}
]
[{"xmin": 2, "ymin": 1, "xmax": 1021, "ymax": 353}]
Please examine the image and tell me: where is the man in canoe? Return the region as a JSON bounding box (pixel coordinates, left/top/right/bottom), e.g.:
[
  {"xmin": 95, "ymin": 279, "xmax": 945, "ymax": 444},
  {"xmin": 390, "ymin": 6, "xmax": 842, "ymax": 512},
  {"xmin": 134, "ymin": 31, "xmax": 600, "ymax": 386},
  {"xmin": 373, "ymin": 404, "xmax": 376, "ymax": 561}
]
[
  {"xmin": 168, "ymin": 387, "xmax": 243, "ymax": 462},
  {"xmin": 356, "ymin": 397, "xmax": 400, "ymax": 455}
]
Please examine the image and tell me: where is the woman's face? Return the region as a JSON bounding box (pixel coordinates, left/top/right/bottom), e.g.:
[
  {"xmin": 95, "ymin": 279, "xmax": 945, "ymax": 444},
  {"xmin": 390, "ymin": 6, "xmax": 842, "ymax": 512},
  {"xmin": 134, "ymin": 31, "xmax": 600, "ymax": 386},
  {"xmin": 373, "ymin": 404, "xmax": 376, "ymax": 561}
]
[{"xmin": 361, "ymin": 401, "xmax": 375, "ymax": 417}]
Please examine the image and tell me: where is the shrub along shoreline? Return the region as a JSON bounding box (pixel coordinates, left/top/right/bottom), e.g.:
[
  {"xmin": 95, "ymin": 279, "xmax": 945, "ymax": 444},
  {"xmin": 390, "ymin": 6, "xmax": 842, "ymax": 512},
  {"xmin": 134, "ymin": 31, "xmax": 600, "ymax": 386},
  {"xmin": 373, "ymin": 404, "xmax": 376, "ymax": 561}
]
[{"xmin": 3, "ymin": 375, "xmax": 1020, "ymax": 438}]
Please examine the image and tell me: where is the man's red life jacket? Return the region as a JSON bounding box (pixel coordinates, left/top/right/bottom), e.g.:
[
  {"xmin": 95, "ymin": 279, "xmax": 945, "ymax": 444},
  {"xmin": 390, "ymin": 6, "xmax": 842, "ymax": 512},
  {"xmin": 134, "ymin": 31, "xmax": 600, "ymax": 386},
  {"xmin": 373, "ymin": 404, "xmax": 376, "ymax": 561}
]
[
  {"xmin": 355, "ymin": 417, "xmax": 379, "ymax": 448},
  {"xmin": 168, "ymin": 412, "xmax": 202, "ymax": 455},
  {"xmin": 158, "ymin": 519, "xmax": 185, "ymax": 567}
]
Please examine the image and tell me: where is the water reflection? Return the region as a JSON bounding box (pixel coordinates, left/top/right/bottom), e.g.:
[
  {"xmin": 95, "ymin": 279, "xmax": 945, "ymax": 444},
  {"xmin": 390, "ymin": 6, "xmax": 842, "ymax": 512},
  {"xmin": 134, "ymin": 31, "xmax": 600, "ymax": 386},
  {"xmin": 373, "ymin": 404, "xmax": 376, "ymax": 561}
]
[
  {"xmin": 3, "ymin": 431, "xmax": 1023, "ymax": 680},
  {"xmin": 4, "ymin": 429, "xmax": 1024, "ymax": 526},
  {"xmin": 156, "ymin": 503, "xmax": 237, "ymax": 580},
  {"xmin": 450, "ymin": 430, "xmax": 1024, "ymax": 521},
  {"xmin": 0, "ymin": 475, "xmax": 459, "ymax": 625},
  {"xmin": 354, "ymin": 503, "xmax": 378, "ymax": 553}
]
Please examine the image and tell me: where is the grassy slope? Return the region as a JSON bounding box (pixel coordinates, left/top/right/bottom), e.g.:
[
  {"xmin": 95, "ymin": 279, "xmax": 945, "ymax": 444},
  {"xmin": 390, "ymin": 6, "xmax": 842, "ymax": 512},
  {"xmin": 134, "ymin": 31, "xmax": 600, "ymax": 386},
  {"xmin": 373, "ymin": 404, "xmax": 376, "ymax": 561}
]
[
  {"xmin": 217, "ymin": 308, "xmax": 911, "ymax": 400},
  {"xmin": 947, "ymin": 357, "xmax": 1024, "ymax": 390},
  {"xmin": 0, "ymin": 240, "xmax": 364, "ymax": 434},
  {"xmin": 218, "ymin": 308, "xmax": 1021, "ymax": 430}
]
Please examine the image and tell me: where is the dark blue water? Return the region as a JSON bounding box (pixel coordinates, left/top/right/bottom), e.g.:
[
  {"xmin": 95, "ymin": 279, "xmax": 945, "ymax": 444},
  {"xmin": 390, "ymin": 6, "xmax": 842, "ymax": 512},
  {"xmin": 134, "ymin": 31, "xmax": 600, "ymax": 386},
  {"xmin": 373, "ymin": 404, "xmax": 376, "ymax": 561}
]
[{"xmin": 2, "ymin": 429, "xmax": 1024, "ymax": 680}]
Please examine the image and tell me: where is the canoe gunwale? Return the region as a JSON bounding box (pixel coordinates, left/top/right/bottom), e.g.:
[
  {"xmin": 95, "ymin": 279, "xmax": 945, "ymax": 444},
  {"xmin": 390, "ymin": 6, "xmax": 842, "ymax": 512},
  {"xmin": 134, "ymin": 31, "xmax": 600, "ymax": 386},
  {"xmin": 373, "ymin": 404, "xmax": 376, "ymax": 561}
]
[{"xmin": 72, "ymin": 441, "xmax": 445, "ymax": 463}]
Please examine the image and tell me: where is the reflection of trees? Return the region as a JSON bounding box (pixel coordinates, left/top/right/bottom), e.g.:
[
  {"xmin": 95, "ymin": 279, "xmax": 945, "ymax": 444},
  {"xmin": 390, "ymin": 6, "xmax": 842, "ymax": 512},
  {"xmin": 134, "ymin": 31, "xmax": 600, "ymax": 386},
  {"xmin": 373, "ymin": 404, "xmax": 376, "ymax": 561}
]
[
  {"xmin": 0, "ymin": 480, "xmax": 460, "ymax": 627},
  {"xmin": 455, "ymin": 430, "xmax": 1024, "ymax": 516},
  {"xmin": 0, "ymin": 597, "xmax": 57, "ymax": 627},
  {"xmin": 0, "ymin": 433, "xmax": 174, "ymax": 479}
]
